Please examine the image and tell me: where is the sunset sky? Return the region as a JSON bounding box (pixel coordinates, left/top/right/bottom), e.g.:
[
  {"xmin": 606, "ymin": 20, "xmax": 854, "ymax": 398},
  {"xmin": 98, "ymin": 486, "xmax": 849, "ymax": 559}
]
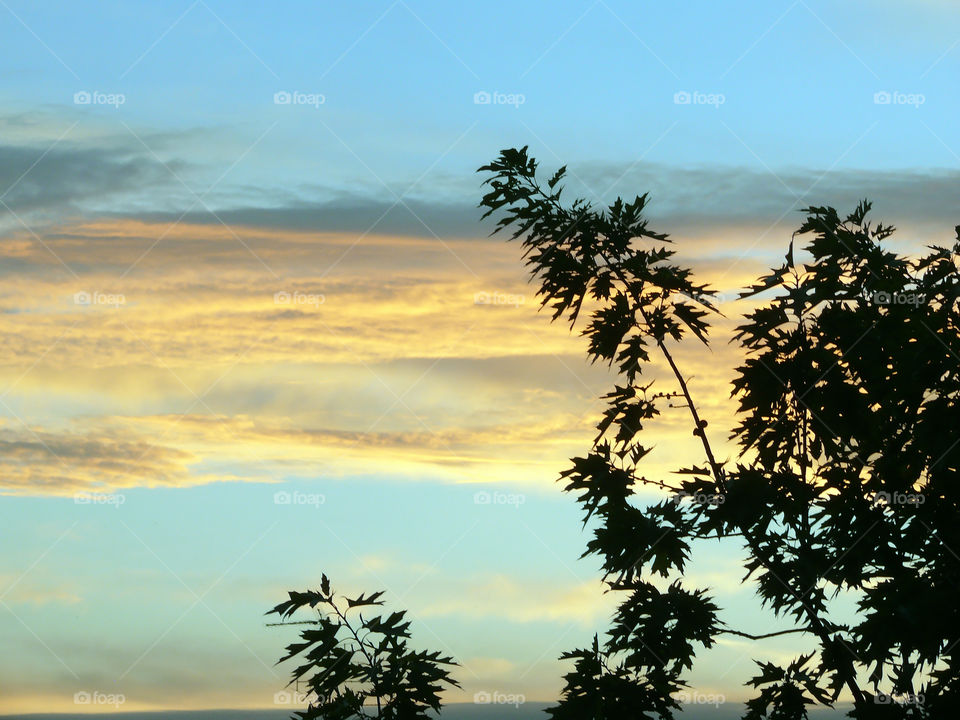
[{"xmin": 1, "ymin": 0, "xmax": 959, "ymax": 713}]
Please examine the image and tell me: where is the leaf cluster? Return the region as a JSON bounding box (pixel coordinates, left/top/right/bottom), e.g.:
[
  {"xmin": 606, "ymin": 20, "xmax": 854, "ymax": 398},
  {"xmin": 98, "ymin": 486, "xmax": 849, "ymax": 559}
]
[
  {"xmin": 268, "ymin": 574, "xmax": 459, "ymax": 720},
  {"xmin": 479, "ymin": 148, "xmax": 960, "ymax": 719}
]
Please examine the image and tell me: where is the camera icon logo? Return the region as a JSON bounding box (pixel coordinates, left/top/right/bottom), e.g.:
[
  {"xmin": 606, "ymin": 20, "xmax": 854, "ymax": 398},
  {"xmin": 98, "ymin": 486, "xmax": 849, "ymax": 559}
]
[
  {"xmin": 274, "ymin": 91, "xmax": 292, "ymax": 105},
  {"xmin": 473, "ymin": 91, "xmax": 491, "ymax": 105}
]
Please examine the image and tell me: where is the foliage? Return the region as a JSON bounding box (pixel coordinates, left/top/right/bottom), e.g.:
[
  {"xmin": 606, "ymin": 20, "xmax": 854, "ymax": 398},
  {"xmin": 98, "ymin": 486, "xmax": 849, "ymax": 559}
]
[
  {"xmin": 268, "ymin": 574, "xmax": 459, "ymax": 720},
  {"xmin": 479, "ymin": 147, "xmax": 960, "ymax": 719}
]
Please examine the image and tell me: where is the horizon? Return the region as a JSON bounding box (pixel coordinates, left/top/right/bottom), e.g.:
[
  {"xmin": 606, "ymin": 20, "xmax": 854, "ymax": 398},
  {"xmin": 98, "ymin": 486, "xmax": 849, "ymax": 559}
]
[{"xmin": 0, "ymin": 704, "xmax": 853, "ymax": 718}]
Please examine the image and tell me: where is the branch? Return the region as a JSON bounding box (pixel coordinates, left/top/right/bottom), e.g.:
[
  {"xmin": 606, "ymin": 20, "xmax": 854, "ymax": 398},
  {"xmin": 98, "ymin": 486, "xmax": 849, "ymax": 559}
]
[
  {"xmin": 328, "ymin": 599, "xmax": 383, "ymax": 717},
  {"xmin": 647, "ymin": 328, "xmax": 726, "ymax": 491},
  {"xmin": 500, "ymin": 166, "xmax": 868, "ymax": 707},
  {"xmin": 590, "ymin": 214, "xmax": 868, "ymax": 707},
  {"xmin": 719, "ymin": 627, "xmax": 811, "ymax": 640}
]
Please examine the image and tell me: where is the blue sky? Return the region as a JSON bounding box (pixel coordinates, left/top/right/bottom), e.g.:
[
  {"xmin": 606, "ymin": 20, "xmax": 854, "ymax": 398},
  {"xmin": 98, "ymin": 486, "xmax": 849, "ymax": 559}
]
[
  {"xmin": 1, "ymin": 0, "xmax": 958, "ymax": 713},
  {"xmin": 4, "ymin": 0, "xmax": 959, "ymax": 188}
]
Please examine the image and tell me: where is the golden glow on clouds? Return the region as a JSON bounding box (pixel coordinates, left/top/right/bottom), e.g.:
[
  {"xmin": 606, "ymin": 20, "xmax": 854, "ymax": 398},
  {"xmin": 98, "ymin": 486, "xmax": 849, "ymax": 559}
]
[
  {"xmin": 0, "ymin": 573, "xmax": 82, "ymax": 606},
  {"xmin": 0, "ymin": 216, "xmax": 789, "ymax": 712},
  {"xmin": 1, "ymin": 218, "xmax": 769, "ymax": 496},
  {"xmin": 420, "ymin": 574, "xmax": 615, "ymax": 626}
]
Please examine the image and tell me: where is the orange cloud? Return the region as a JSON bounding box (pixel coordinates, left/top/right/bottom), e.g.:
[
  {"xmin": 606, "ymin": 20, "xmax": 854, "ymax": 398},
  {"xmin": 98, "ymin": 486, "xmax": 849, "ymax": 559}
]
[{"xmin": 0, "ymin": 218, "xmax": 778, "ymax": 497}]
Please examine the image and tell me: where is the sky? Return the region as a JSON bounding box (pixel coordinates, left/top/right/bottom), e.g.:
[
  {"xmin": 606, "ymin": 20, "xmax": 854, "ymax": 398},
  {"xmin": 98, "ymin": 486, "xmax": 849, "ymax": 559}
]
[{"xmin": 1, "ymin": 0, "xmax": 958, "ymax": 714}]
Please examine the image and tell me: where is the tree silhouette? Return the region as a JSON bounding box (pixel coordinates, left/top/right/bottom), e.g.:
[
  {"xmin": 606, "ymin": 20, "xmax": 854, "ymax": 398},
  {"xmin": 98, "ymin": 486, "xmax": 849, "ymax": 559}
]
[
  {"xmin": 479, "ymin": 147, "xmax": 960, "ymax": 719},
  {"xmin": 268, "ymin": 574, "xmax": 459, "ymax": 720}
]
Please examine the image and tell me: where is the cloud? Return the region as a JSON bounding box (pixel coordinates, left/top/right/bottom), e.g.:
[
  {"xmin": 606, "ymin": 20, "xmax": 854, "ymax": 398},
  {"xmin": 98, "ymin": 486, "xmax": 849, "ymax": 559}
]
[
  {"xmin": 460, "ymin": 656, "xmax": 516, "ymax": 677},
  {"xmin": 0, "ymin": 422, "xmax": 204, "ymax": 494},
  {"xmin": 0, "ymin": 411, "xmax": 595, "ymax": 495},
  {"xmin": 0, "ymin": 574, "xmax": 82, "ymax": 606},
  {"xmin": 4, "ymin": 122, "xmax": 956, "ymax": 246},
  {"xmin": 556, "ymin": 160, "xmax": 960, "ymax": 236},
  {"xmin": 122, "ymin": 199, "xmax": 489, "ymax": 241},
  {"xmin": 419, "ymin": 574, "xmax": 615, "ymax": 626},
  {"xmin": 0, "ymin": 216, "xmax": 772, "ymax": 368},
  {"xmin": 0, "ymin": 143, "xmax": 182, "ymax": 223},
  {"xmin": 6, "ymin": 148, "xmax": 952, "ymax": 500},
  {"xmin": 0, "ymin": 215, "xmax": 769, "ymax": 497},
  {"xmin": 103, "ymin": 161, "xmax": 960, "ymax": 242}
]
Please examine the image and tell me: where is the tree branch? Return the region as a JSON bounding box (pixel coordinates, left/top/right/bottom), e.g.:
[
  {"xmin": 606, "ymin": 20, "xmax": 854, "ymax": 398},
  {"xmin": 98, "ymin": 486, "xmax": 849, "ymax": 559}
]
[
  {"xmin": 503, "ymin": 166, "xmax": 868, "ymax": 708},
  {"xmin": 719, "ymin": 627, "xmax": 811, "ymax": 640}
]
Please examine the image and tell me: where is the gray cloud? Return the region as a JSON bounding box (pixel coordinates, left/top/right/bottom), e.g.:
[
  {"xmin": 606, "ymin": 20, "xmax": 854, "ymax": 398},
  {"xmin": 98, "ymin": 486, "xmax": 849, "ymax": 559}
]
[
  {"xmin": 0, "ymin": 429, "xmax": 196, "ymax": 494},
  {"xmin": 2, "ymin": 123, "xmax": 957, "ymax": 244},
  {"xmin": 0, "ymin": 144, "xmax": 181, "ymax": 221},
  {"xmin": 120, "ymin": 198, "xmax": 489, "ymax": 240},
  {"xmin": 106, "ymin": 162, "xmax": 960, "ymax": 243},
  {"xmin": 570, "ymin": 162, "xmax": 960, "ymax": 232}
]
